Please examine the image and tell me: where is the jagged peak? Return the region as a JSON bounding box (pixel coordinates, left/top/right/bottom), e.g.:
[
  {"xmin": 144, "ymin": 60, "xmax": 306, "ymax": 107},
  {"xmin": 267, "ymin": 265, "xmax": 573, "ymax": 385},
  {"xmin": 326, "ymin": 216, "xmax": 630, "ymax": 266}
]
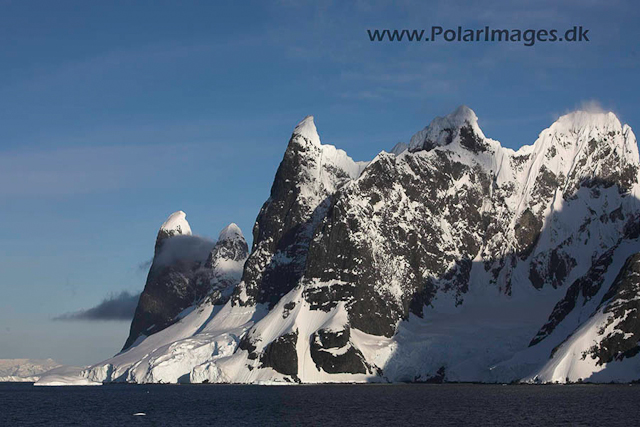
[
  {"xmin": 208, "ymin": 222, "xmax": 249, "ymax": 266},
  {"xmin": 154, "ymin": 211, "xmax": 196, "ymax": 257},
  {"xmin": 160, "ymin": 211, "xmax": 192, "ymax": 236},
  {"xmin": 288, "ymin": 115, "xmax": 364, "ymax": 181},
  {"xmin": 409, "ymin": 105, "xmax": 485, "ymax": 152},
  {"xmin": 550, "ymin": 109, "xmax": 623, "ymax": 135},
  {"xmin": 218, "ymin": 223, "xmax": 245, "ymax": 243},
  {"xmin": 292, "ymin": 115, "xmax": 321, "ymax": 146},
  {"xmin": 445, "ymin": 105, "xmax": 479, "ymax": 126},
  {"xmin": 521, "ymin": 109, "xmax": 638, "ymax": 166}
]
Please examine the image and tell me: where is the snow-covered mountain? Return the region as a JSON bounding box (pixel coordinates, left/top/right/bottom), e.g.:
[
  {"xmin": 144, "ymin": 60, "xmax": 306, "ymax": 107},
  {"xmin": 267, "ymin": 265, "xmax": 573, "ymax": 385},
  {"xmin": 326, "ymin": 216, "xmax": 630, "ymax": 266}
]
[
  {"xmin": 38, "ymin": 106, "xmax": 640, "ymax": 385},
  {"xmin": 122, "ymin": 213, "xmax": 247, "ymax": 351},
  {"xmin": 0, "ymin": 359, "xmax": 61, "ymax": 382}
]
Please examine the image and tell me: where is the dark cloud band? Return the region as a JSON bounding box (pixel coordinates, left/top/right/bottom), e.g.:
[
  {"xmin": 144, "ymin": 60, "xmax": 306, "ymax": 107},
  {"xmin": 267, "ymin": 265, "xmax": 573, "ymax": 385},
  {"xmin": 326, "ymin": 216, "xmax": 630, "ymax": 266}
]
[{"xmin": 54, "ymin": 291, "xmax": 140, "ymax": 322}]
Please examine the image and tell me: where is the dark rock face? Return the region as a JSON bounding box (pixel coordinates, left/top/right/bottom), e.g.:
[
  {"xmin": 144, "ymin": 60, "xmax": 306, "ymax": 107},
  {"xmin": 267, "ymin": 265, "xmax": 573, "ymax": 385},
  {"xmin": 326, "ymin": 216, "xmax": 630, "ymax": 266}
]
[
  {"xmin": 196, "ymin": 225, "xmax": 248, "ymax": 304},
  {"xmin": 260, "ymin": 331, "xmax": 299, "ymax": 377},
  {"xmin": 205, "ymin": 229, "xmax": 248, "ymax": 268},
  {"xmin": 532, "ymin": 166, "xmax": 563, "ymax": 209},
  {"xmin": 514, "ymin": 209, "xmax": 542, "ymax": 260},
  {"xmin": 459, "ymin": 125, "xmax": 489, "ymax": 153},
  {"xmin": 124, "ymin": 257, "xmax": 201, "ymax": 350},
  {"xmin": 530, "ymin": 247, "xmax": 617, "ymax": 346},
  {"xmin": 238, "ymin": 333, "xmax": 259, "ymax": 360},
  {"xmin": 123, "ymin": 220, "xmax": 248, "ymax": 352},
  {"xmin": 231, "ymin": 119, "xmax": 359, "ymax": 309},
  {"xmin": 584, "ymin": 253, "xmax": 640, "ymax": 365},
  {"xmin": 309, "ymin": 327, "xmax": 369, "ymax": 374},
  {"xmin": 563, "ymin": 131, "xmax": 639, "ymax": 199},
  {"xmin": 407, "ymin": 106, "xmax": 477, "ymax": 153},
  {"xmin": 303, "ymin": 147, "xmax": 494, "ymax": 337},
  {"xmin": 529, "ymin": 248, "xmax": 578, "ymax": 290},
  {"xmin": 282, "ymin": 301, "xmax": 296, "ymax": 319}
]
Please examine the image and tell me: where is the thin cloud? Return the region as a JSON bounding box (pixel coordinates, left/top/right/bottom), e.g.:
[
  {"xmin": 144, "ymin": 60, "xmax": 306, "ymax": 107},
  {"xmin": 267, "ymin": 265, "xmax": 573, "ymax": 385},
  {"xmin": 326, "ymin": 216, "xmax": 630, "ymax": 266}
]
[
  {"xmin": 154, "ymin": 234, "xmax": 215, "ymax": 267},
  {"xmin": 551, "ymin": 100, "xmax": 615, "ymax": 121},
  {"xmin": 576, "ymin": 100, "xmax": 608, "ymax": 114},
  {"xmin": 0, "ymin": 144, "xmax": 191, "ymax": 197},
  {"xmin": 54, "ymin": 291, "xmax": 140, "ymax": 322}
]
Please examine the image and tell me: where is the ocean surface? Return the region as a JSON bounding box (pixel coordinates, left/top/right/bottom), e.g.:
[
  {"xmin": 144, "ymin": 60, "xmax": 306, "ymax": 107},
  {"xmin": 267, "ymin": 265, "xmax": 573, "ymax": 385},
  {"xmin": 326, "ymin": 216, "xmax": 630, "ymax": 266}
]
[{"xmin": 2, "ymin": 382, "xmax": 640, "ymax": 426}]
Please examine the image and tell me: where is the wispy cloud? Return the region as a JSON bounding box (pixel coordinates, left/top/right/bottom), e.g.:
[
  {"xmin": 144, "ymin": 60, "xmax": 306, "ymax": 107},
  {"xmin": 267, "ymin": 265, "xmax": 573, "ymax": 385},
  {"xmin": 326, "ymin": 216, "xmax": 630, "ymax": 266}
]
[
  {"xmin": 548, "ymin": 99, "xmax": 620, "ymax": 124},
  {"xmin": 575, "ymin": 99, "xmax": 608, "ymax": 114},
  {"xmin": 2, "ymin": 37, "xmax": 264, "ymax": 98},
  {"xmin": 0, "ymin": 144, "xmax": 192, "ymax": 197},
  {"xmin": 54, "ymin": 291, "xmax": 140, "ymax": 322},
  {"xmin": 544, "ymin": 100, "xmax": 615, "ymax": 123}
]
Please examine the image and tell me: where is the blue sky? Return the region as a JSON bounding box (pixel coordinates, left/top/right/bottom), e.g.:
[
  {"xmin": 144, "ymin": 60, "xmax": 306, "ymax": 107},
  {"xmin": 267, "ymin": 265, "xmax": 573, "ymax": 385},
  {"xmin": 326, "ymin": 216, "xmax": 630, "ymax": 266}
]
[{"xmin": 0, "ymin": 0, "xmax": 638, "ymax": 365}]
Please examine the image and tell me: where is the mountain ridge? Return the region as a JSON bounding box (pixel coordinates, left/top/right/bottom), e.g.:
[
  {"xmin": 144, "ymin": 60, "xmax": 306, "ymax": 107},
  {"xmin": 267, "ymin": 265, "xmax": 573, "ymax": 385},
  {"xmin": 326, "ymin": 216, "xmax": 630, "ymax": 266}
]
[{"xmin": 37, "ymin": 105, "xmax": 640, "ymax": 385}]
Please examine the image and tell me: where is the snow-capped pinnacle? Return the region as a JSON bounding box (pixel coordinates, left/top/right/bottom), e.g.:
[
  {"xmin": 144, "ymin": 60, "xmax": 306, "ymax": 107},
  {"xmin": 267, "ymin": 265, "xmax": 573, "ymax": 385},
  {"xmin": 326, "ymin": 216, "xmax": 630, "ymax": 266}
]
[
  {"xmin": 409, "ymin": 105, "xmax": 485, "ymax": 151},
  {"xmin": 445, "ymin": 105, "xmax": 479, "ymax": 126},
  {"xmin": 218, "ymin": 223, "xmax": 244, "ymax": 242},
  {"xmin": 160, "ymin": 211, "xmax": 192, "ymax": 236},
  {"xmin": 527, "ymin": 108, "xmax": 639, "ymax": 171},
  {"xmin": 292, "ymin": 115, "xmax": 321, "ymax": 146},
  {"xmin": 208, "ymin": 222, "xmax": 249, "ymax": 268},
  {"xmin": 154, "ymin": 210, "xmax": 193, "ymax": 255},
  {"xmin": 550, "ymin": 110, "xmax": 623, "ymax": 135}
]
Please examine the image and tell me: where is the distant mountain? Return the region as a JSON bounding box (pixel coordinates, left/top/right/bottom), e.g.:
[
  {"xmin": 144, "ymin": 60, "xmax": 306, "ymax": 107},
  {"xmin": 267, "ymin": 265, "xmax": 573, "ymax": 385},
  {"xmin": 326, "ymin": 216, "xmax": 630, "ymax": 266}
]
[
  {"xmin": 38, "ymin": 106, "xmax": 640, "ymax": 385},
  {"xmin": 0, "ymin": 359, "xmax": 61, "ymax": 382}
]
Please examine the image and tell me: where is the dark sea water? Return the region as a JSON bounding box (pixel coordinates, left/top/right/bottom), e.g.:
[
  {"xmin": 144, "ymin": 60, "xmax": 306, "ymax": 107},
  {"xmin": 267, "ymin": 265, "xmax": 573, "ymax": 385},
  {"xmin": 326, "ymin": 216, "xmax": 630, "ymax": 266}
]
[{"xmin": 2, "ymin": 382, "xmax": 639, "ymax": 426}]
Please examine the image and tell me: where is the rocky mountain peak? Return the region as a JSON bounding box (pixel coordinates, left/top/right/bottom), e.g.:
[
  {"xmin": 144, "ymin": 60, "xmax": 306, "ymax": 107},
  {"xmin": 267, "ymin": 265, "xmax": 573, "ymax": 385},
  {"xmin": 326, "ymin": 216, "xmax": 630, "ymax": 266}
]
[
  {"xmin": 160, "ymin": 210, "xmax": 192, "ymax": 235},
  {"xmin": 218, "ymin": 223, "xmax": 244, "ymax": 242},
  {"xmin": 516, "ymin": 109, "xmax": 640, "ymax": 207},
  {"xmin": 123, "ymin": 215, "xmax": 243, "ymax": 352},
  {"xmin": 292, "ymin": 115, "xmax": 320, "ymax": 146},
  {"xmin": 409, "ymin": 105, "xmax": 486, "ymax": 153},
  {"xmin": 532, "ymin": 110, "xmax": 633, "ymax": 158},
  {"xmin": 551, "ymin": 110, "xmax": 622, "ymax": 135},
  {"xmin": 208, "ymin": 223, "xmax": 249, "ymax": 265},
  {"xmin": 445, "ymin": 104, "xmax": 479, "ymax": 125},
  {"xmin": 155, "ymin": 211, "xmax": 192, "ymax": 254}
]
